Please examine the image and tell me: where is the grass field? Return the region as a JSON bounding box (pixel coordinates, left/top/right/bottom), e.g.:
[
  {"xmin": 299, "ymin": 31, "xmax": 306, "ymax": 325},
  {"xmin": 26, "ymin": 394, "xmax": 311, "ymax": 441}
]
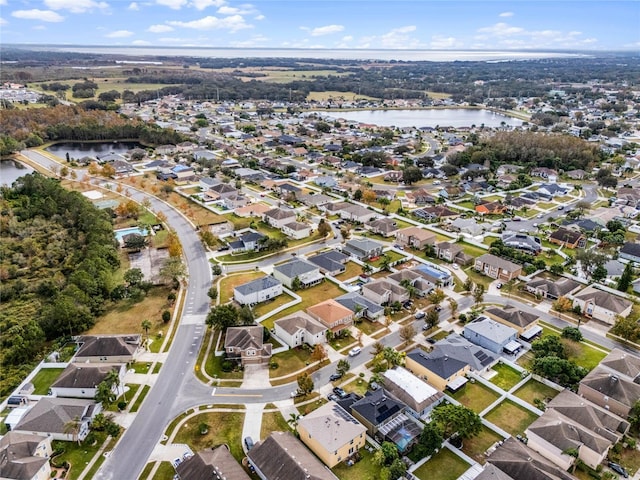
[
  {"xmin": 332, "ymin": 447, "xmax": 379, "ymax": 480},
  {"xmin": 269, "ymin": 280, "xmax": 347, "ymax": 323},
  {"xmin": 307, "ymin": 90, "xmax": 376, "ymax": 101},
  {"xmin": 219, "ymin": 271, "xmax": 264, "ymax": 303},
  {"xmin": 335, "ymin": 261, "xmax": 365, "ymax": 280},
  {"xmin": 130, "ymin": 385, "xmax": 150, "ymax": 412},
  {"xmin": 450, "ymin": 381, "xmax": 501, "ymax": 413},
  {"xmin": 260, "ymin": 410, "xmax": 291, "ymax": 439},
  {"xmin": 269, "ymin": 347, "xmax": 313, "ymax": 378},
  {"xmin": 489, "ymin": 363, "xmax": 524, "ymax": 391},
  {"xmin": 152, "ymin": 461, "xmax": 175, "ymax": 480},
  {"xmin": 174, "ymin": 411, "xmax": 245, "ymax": 462},
  {"xmin": 52, "ymin": 431, "xmax": 110, "ymax": 480},
  {"xmin": 413, "ymin": 448, "xmax": 470, "ymax": 480},
  {"xmin": 461, "ymin": 425, "xmax": 504, "ymax": 464},
  {"xmin": 31, "ymin": 368, "xmax": 64, "ymax": 395},
  {"xmin": 253, "ymin": 292, "xmax": 296, "ymax": 318},
  {"xmin": 512, "ymin": 379, "xmax": 560, "ymax": 407},
  {"xmin": 246, "ymin": 70, "xmax": 353, "ymax": 83},
  {"xmin": 367, "ymin": 250, "xmax": 407, "ymax": 268},
  {"xmin": 484, "ymin": 400, "xmax": 539, "ymax": 436}
]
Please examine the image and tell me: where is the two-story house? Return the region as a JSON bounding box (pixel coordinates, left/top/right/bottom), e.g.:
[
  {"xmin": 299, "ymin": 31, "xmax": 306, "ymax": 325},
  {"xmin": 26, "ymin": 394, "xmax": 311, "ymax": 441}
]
[
  {"xmin": 273, "ymin": 258, "xmax": 324, "ymax": 289},
  {"xmin": 306, "ymin": 299, "xmax": 353, "ymax": 334},
  {"xmin": 474, "ymin": 253, "xmax": 522, "ymax": 281},
  {"xmin": 233, "ymin": 276, "xmax": 283, "ymax": 306},
  {"xmin": 394, "ymin": 226, "xmax": 436, "ymax": 249},
  {"xmin": 274, "ymin": 311, "xmax": 327, "ymax": 348},
  {"xmin": 342, "ymin": 238, "xmax": 384, "ymax": 261},
  {"xmin": 224, "ymin": 326, "xmax": 272, "ymax": 366}
]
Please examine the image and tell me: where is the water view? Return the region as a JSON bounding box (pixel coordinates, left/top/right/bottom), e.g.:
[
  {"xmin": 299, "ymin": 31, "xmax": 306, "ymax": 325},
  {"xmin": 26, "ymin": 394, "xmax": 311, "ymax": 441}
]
[
  {"xmin": 0, "ymin": 160, "xmax": 34, "ymax": 187},
  {"xmin": 46, "ymin": 141, "xmax": 144, "ymax": 161},
  {"xmin": 319, "ymin": 108, "xmax": 524, "ymax": 129}
]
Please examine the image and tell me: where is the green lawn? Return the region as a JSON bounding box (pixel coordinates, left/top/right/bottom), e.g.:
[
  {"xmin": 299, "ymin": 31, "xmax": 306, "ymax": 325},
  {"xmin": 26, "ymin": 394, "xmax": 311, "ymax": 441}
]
[
  {"xmin": 354, "ymin": 319, "xmax": 385, "ymax": 336},
  {"xmin": 52, "ymin": 431, "xmax": 110, "ymax": 480},
  {"xmin": 332, "ymin": 447, "xmax": 379, "ymax": 480},
  {"xmin": 252, "ymin": 292, "xmax": 295, "ymax": 318},
  {"xmin": 131, "ymin": 362, "xmax": 151, "ymax": 374},
  {"xmin": 484, "ymin": 400, "xmax": 539, "ymax": 436},
  {"xmin": 260, "ymin": 410, "xmax": 291, "ymax": 439},
  {"xmin": 335, "ymin": 261, "xmax": 365, "ymax": 281},
  {"xmin": 512, "ymin": 379, "xmax": 560, "ymax": 407},
  {"xmin": 489, "ymin": 363, "xmax": 524, "ymax": 392},
  {"xmin": 269, "ymin": 280, "xmax": 347, "ymax": 323},
  {"xmin": 450, "ymin": 381, "xmax": 501, "ymax": 413},
  {"xmin": 461, "ymin": 425, "xmax": 504, "ymax": 464},
  {"xmin": 269, "ymin": 347, "xmax": 313, "ymax": 378},
  {"xmin": 341, "ymin": 378, "xmax": 369, "ymax": 397},
  {"xmin": 459, "ymin": 241, "xmax": 489, "ymax": 258},
  {"xmin": 560, "ymin": 338, "xmax": 608, "ymax": 371},
  {"xmin": 130, "ymin": 384, "xmax": 150, "ymax": 413},
  {"xmin": 456, "ymin": 201, "xmax": 476, "ymax": 210},
  {"xmin": 152, "ymin": 461, "xmax": 175, "ymax": 480},
  {"xmin": 174, "ymin": 412, "xmax": 245, "ymax": 462},
  {"xmin": 367, "ymin": 250, "xmax": 407, "ymax": 268},
  {"xmin": 413, "ymin": 448, "xmax": 470, "ymax": 480},
  {"xmin": 463, "ymin": 266, "xmax": 492, "ymax": 289},
  {"xmin": 31, "ymin": 368, "xmax": 64, "ymax": 395},
  {"xmin": 205, "ymin": 346, "xmax": 245, "ymax": 381},
  {"xmin": 218, "ymin": 271, "xmax": 264, "ymax": 303}
]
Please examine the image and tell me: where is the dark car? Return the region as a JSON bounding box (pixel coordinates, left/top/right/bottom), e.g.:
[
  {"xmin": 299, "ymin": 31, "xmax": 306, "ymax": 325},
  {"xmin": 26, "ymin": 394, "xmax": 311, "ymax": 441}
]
[
  {"xmin": 244, "ymin": 437, "xmax": 254, "ymax": 451},
  {"xmin": 608, "ymin": 462, "xmax": 629, "ymax": 478},
  {"xmin": 217, "ymin": 245, "xmax": 230, "ymax": 251},
  {"xmin": 434, "ymin": 306, "xmax": 442, "ymax": 312},
  {"xmin": 333, "ymin": 387, "xmax": 347, "ymax": 398},
  {"xmin": 329, "ymin": 373, "xmax": 343, "ymax": 381}
]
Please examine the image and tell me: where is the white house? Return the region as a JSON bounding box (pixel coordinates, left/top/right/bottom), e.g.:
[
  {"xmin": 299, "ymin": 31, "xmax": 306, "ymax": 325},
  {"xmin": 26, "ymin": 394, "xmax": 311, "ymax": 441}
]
[
  {"xmin": 233, "ymin": 276, "xmax": 283, "ymax": 306},
  {"xmin": 274, "ymin": 311, "xmax": 327, "ymax": 348},
  {"xmin": 263, "ymin": 208, "xmax": 296, "ymax": 228},
  {"xmin": 50, "ymin": 363, "xmax": 126, "ymax": 399},
  {"xmin": 273, "ymin": 259, "xmax": 323, "ymax": 289},
  {"xmin": 282, "ymin": 221, "xmax": 312, "ymax": 240}
]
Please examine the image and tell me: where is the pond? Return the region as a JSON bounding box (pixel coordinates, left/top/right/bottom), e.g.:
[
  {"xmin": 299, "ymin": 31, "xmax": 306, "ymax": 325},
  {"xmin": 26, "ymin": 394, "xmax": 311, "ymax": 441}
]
[
  {"xmin": 0, "ymin": 160, "xmax": 34, "ymax": 186},
  {"xmin": 45, "ymin": 141, "xmax": 144, "ymax": 161},
  {"xmin": 318, "ymin": 108, "xmax": 524, "ymax": 128}
]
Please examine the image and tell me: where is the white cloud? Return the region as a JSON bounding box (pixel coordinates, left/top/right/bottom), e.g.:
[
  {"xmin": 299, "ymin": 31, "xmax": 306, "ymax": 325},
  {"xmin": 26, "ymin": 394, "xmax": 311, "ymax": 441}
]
[
  {"xmin": 132, "ymin": 39, "xmax": 151, "ymax": 45},
  {"xmin": 0, "ymin": 17, "xmax": 7, "ymax": 25},
  {"xmin": 106, "ymin": 29, "xmax": 134, "ymax": 38},
  {"xmin": 499, "ymin": 11, "xmax": 514, "ymax": 17},
  {"xmin": 44, "ymin": 0, "xmax": 108, "ymax": 13},
  {"xmin": 0, "ymin": 0, "xmax": 7, "ymax": 5},
  {"xmin": 380, "ymin": 25, "xmax": 422, "ymax": 48},
  {"xmin": 430, "ymin": 35, "xmax": 462, "ymax": 49},
  {"xmin": 156, "ymin": 0, "xmax": 187, "ymax": 9},
  {"xmin": 12, "ymin": 9, "xmax": 64, "ymax": 22},
  {"xmin": 477, "ymin": 22, "xmax": 524, "ymax": 37},
  {"xmin": 229, "ymin": 34, "xmax": 268, "ymax": 47},
  {"xmin": 310, "ymin": 24, "xmax": 344, "ymax": 36},
  {"xmin": 148, "ymin": 24, "xmax": 174, "ymax": 33},
  {"xmin": 218, "ymin": 4, "xmax": 256, "ymax": 15},
  {"xmin": 168, "ymin": 14, "xmax": 251, "ymax": 31},
  {"xmin": 128, "ymin": 2, "xmax": 139, "ymax": 10},
  {"xmin": 476, "ymin": 22, "xmax": 600, "ymax": 49},
  {"xmin": 190, "ymin": 0, "xmax": 225, "ymax": 10},
  {"xmin": 342, "ymin": 35, "xmax": 353, "ymax": 42},
  {"xmin": 254, "ymin": 14, "xmax": 264, "ymax": 20}
]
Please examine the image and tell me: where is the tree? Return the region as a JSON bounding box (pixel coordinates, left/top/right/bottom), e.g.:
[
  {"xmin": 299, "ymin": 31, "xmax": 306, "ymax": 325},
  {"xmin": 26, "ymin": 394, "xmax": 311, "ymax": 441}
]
[
  {"xmin": 336, "ymin": 359, "xmax": 350, "ymax": 376},
  {"xmin": 591, "ymin": 264, "xmax": 608, "ymax": 283},
  {"xmin": 431, "ymin": 404, "xmax": 482, "ymax": 439},
  {"xmin": 124, "ymin": 268, "xmax": 144, "ymax": 287},
  {"xmin": 561, "ymin": 326, "xmax": 583, "ymax": 342},
  {"xmin": 428, "ymin": 288, "xmax": 445, "ymax": 308},
  {"xmin": 63, "ymin": 416, "xmax": 82, "ymax": 445},
  {"xmin": 296, "ymin": 372, "xmax": 314, "ymax": 395},
  {"xmin": 317, "ymin": 219, "xmax": 332, "ymax": 238},
  {"xmin": 502, "ymin": 279, "xmax": 516, "ymax": 299},
  {"xmin": 448, "ymin": 298, "xmax": 458, "ymax": 320},
  {"xmin": 553, "ymin": 296, "xmax": 573, "ymax": 313},
  {"xmin": 380, "ymin": 255, "xmax": 392, "ymax": 272},
  {"xmin": 311, "ymin": 344, "xmax": 328, "ymax": 362},
  {"xmin": 353, "ymin": 189, "xmax": 363, "ymax": 201},
  {"xmin": 424, "ymin": 309, "xmax": 440, "ymax": 331},
  {"xmin": 287, "ymin": 413, "xmax": 301, "ymax": 429},
  {"xmin": 399, "ymin": 325, "xmax": 416, "ymax": 345},
  {"xmin": 472, "ymin": 283, "xmax": 485, "ymax": 306},
  {"xmin": 414, "ymin": 423, "xmax": 443, "ymax": 458},
  {"xmin": 95, "ymin": 380, "xmax": 116, "ymax": 409},
  {"xmin": 206, "ymin": 304, "xmax": 238, "ymax": 330},
  {"xmin": 123, "ymin": 234, "xmax": 148, "ymax": 250},
  {"xmin": 362, "ymin": 190, "xmax": 377, "ymax": 204},
  {"xmin": 611, "ymin": 315, "xmax": 640, "ymax": 343},
  {"xmin": 402, "ymin": 166, "xmax": 423, "ymax": 185},
  {"xmin": 291, "ymin": 276, "xmax": 302, "ymax": 291},
  {"xmin": 532, "ymin": 356, "xmax": 587, "ymax": 388},
  {"xmin": 532, "ymin": 335, "xmax": 567, "ymax": 359},
  {"xmin": 211, "ymin": 264, "xmax": 222, "ymax": 276},
  {"xmin": 159, "ymin": 257, "xmax": 186, "ymax": 285},
  {"xmin": 617, "ymin": 262, "xmax": 633, "ymax": 292},
  {"xmin": 238, "ymin": 305, "xmax": 254, "ymax": 325},
  {"xmin": 361, "ymin": 263, "xmax": 373, "ymax": 276},
  {"xmin": 207, "ymin": 286, "xmax": 218, "ymax": 301},
  {"xmin": 141, "ymin": 319, "xmax": 152, "ymax": 338},
  {"xmin": 628, "ymin": 400, "xmax": 640, "ymax": 433},
  {"xmin": 463, "ymin": 277, "xmax": 474, "ymax": 292}
]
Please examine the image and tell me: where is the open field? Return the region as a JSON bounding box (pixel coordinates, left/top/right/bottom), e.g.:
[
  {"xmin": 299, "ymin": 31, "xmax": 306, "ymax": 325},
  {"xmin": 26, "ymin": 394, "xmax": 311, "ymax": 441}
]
[
  {"xmin": 269, "ymin": 347, "xmax": 313, "ymax": 378},
  {"xmin": 307, "ymin": 91, "xmax": 377, "ymax": 101}
]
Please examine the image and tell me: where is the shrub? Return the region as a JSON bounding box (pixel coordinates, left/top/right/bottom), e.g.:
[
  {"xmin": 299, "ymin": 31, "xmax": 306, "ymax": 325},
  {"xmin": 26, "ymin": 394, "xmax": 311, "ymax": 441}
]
[
  {"xmin": 162, "ymin": 310, "xmax": 171, "ymax": 323},
  {"xmin": 221, "ymin": 360, "xmax": 234, "ymax": 372},
  {"xmin": 117, "ymin": 401, "xmax": 127, "ymax": 411}
]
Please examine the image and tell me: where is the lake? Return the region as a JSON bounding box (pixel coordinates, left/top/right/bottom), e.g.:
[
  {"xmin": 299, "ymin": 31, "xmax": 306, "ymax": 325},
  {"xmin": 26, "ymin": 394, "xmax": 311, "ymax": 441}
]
[
  {"xmin": 317, "ymin": 109, "xmax": 524, "ymax": 128},
  {"xmin": 0, "ymin": 160, "xmax": 34, "ymax": 187},
  {"xmin": 46, "ymin": 141, "xmax": 144, "ymax": 161}
]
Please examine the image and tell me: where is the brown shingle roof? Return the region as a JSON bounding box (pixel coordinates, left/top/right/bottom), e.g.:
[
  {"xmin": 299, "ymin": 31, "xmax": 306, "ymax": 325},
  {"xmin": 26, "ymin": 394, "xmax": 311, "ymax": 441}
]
[{"xmin": 176, "ymin": 445, "xmax": 250, "ymax": 480}]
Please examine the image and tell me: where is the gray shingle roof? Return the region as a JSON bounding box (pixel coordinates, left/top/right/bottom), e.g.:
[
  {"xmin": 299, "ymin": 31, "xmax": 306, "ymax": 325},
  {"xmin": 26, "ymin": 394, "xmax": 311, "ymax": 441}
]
[
  {"xmin": 335, "ymin": 292, "xmax": 384, "ymax": 316},
  {"xmin": 488, "ymin": 438, "xmax": 576, "ymax": 480},
  {"xmin": 234, "ymin": 276, "xmax": 281, "ymax": 296},
  {"xmin": 407, "ymin": 348, "xmax": 468, "ymax": 380},
  {"xmin": 476, "ymin": 253, "xmax": 521, "ymax": 273},
  {"xmin": 485, "ymin": 306, "xmax": 538, "ymax": 329},
  {"xmin": 0, "ymin": 432, "xmax": 49, "ymax": 480},
  {"xmin": 464, "ymin": 318, "xmax": 517, "ymax": 345},
  {"xmin": 52, "ymin": 364, "xmax": 121, "ymax": 389},
  {"xmin": 14, "ymin": 398, "xmax": 96, "ymax": 435},
  {"xmin": 273, "ymin": 258, "xmax": 318, "ymax": 278},
  {"xmin": 75, "ymin": 335, "xmax": 140, "ymax": 358},
  {"xmin": 574, "ymin": 285, "xmax": 632, "ymax": 313}
]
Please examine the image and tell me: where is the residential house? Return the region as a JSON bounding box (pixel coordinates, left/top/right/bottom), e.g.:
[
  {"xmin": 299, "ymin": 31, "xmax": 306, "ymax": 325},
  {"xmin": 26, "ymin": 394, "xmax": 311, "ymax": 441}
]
[
  {"xmin": 298, "ymin": 193, "xmax": 333, "ymax": 208},
  {"xmin": 474, "ymin": 253, "xmax": 522, "ymax": 281},
  {"xmin": 263, "ymin": 208, "xmax": 296, "ymax": 229},
  {"xmin": 297, "ymin": 402, "xmax": 366, "ymax": 468},
  {"xmin": 222, "ymin": 194, "xmax": 250, "ymax": 210},
  {"xmin": 274, "ymin": 312, "xmax": 327, "ymax": 348},
  {"xmin": 50, "ymin": 363, "xmax": 126, "ymax": 399},
  {"xmin": 234, "ymin": 203, "xmax": 272, "ymax": 218},
  {"xmin": 526, "ymin": 390, "xmax": 629, "ymax": 471},
  {"xmin": 394, "ymin": 226, "xmax": 436, "ymax": 249},
  {"xmin": 366, "ymin": 218, "xmax": 398, "ymax": 237},
  {"xmin": 335, "ymin": 292, "xmax": 385, "ymax": 322},
  {"xmin": 619, "ymin": 242, "xmax": 640, "ymax": 263},
  {"xmin": 530, "ymin": 167, "xmax": 559, "ymax": 182},
  {"xmin": 224, "ymin": 326, "xmax": 272, "ymax": 366},
  {"xmin": 501, "ymin": 233, "xmax": 542, "ymax": 255},
  {"xmin": 382, "ymin": 367, "xmax": 444, "ymax": 419},
  {"xmin": 387, "ymin": 270, "xmax": 435, "ymax": 297},
  {"xmin": 566, "ymin": 169, "xmax": 587, "ymax": 180},
  {"xmin": 404, "ymin": 188, "xmax": 435, "ymax": 206},
  {"xmin": 73, "ymin": 334, "xmax": 141, "ymax": 363},
  {"xmin": 484, "ymin": 306, "xmax": 541, "ymax": 341},
  {"xmin": 578, "ymin": 349, "xmax": 640, "ymax": 418},
  {"xmin": 0, "ymin": 432, "xmax": 52, "ymax": 480},
  {"xmin": 549, "ymin": 227, "xmax": 586, "ymax": 249},
  {"xmin": 339, "ymin": 204, "xmax": 376, "ymax": 224},
  {"xmin": 306, "ymin": 299, "xmax": 354, "ymax": 334},
  {"xmin": 233, "ymin": 276, "xmax": 283, "ymax": 306},
  {"xmin": 307, "ymin": 251, "xmax": 349, "ymax": 276},
  {"xmin": 449, "ymin": 218, "xmax": 485, "ymax": 236},
  {"xmin": 273, "ymin": 259, "xmax": 323, "ymax": 289},
  {"xmin": 13, "ymin": 398, "xmax": 101, "ymax": 442},
  {"xmin": 205, "ymin": 183, "xmax": 238, "ymax": 201},
  {"xmin": 463, "ymin": 317, "xmax": 521, "ymax": 355},
  {"xmin": 342, "ymin": 238, "xmax": 384, "ymax": 261},
  {"xmin": 406, "ymin": 334, "xmax": 497, "ymax": 392},
  {"xmin": 176, "ymin": 445, "xmax": 250, "ymax": 480},
  {"xmin": 438, "ymin": 185, "xmax": 465, "ymax": 199},
  {"xmin": 537, "ymin": 183, "xmax": 568, "ymax": 199},
  {"xmin": 349, "ymin": 388, "xmax": 403, "ymax": 435},
  {"xmin": 362, "ymin": 280, "xmax": 409, "ymax": 306},
  {"xmin": 525, "ymin": 276, "xmax": 582, "ymax": 301},
  {"xmin": 476, "ymin": 201, "xmax": 507, "ymax": 215},
  {"xmin": 414, "ymin": 205, "xmax": 459, "ymax": 221},
  {"xmin": 247, "ymin": 431, "xmax": 339, "ymax": 480},
  {"xmin": 570, "ymin": 285, "xmax": 632, "ymax": 324},
  {"xmin": 228, "ymin": 231, "xmax": 267, "ymax": 253},
  {"xmin": 487, "ymin": 437, "xmax": 576, "ymax": 480},
  {"xmin": 282, "ymin": 221, "xmax": 312, "ymax": 240},
  {"xmin": 414, "ymin": 263, "xmax": 454, "ymax": 287},
  {"xmin": 434, "ymin": 242, "xmax": 470, "ymax": 265}
]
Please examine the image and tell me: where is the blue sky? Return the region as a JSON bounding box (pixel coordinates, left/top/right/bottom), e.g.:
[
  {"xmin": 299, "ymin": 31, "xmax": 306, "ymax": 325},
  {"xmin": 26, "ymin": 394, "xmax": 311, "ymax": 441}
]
[{"xmin": 1, "ymin": 0, "xmax": 639, "ymax": 51}]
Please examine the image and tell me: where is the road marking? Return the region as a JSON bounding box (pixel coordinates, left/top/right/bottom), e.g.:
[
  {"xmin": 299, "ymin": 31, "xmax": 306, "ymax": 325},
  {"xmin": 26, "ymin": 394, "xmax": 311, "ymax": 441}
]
[
  {"xmin": 214, "ymin": 393, "xmax": 263, "ymax": 397},
  {"xmin": 211, "ymin": 388, "xmax": 216, "ymax": 396}
]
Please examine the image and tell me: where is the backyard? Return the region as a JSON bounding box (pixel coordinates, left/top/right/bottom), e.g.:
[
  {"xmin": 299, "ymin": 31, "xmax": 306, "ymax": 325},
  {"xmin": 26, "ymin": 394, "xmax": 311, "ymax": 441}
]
[
  {"xmin": 218, "ymin": 271, "xmax": 264, "ymax": 303},
  {"xmin": 30, "ymin": 368, "xmax": 64, "ymax": 395},
  {"xmin": 367, "ymin": 250, "xmax": 407, "ymax": 268},
  {"xmin": 450, "ymin": 381, "xmax": 501, "ymax": 413},
  {"xmin": 412, "ymin": 447, "xmax": 470, "ymax": 480},
  {"xmin": 460, "ymin": 425, "xmax": 505, "ymax": 464},
  {"xmin": 489, "ymin": 363, "xmax": 525, "ymax": 392},
  {"xmin": 332, "ymin": 446, "xmax": 379, "ymax": 480},
  {"xmin": 267, "ymin": 280, "xmax": 348, "ymax": 325},
  {"xmin": 253, "ymin": 292, "xmax": 296, "ymax": 318},
  {"xmin": 512, "ymin": 379, "xmax": 560, "ymax": 407},
  {"xmin": 335, "ymin": 261, "xmax": 365, "ymax": 281},
  {"xmin": 173, "ymin": 411, "xmax": 245, "ymax": 462},
  {"xmin": 483, "ymin": 400, "xmax": 539, "ymax": 436}
]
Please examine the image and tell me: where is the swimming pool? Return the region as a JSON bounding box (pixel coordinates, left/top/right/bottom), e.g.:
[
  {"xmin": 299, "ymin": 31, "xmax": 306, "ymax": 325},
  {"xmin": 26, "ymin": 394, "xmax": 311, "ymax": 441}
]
[{"xmin": 114, "ymin": 227, "xmax": 148, "ymax": 243}]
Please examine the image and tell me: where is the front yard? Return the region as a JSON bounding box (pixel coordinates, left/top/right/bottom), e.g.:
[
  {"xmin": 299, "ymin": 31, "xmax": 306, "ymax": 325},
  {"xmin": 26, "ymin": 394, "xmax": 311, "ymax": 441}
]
[
  {"xmin": 269, "ymin": 347, "xmax": 313, "ymax": 378},
  {"xmin": 260, "ymin": 410, "xmax": 291, "ymax": 439},
  {"xmin": 450, "ymin": 381, "xmax": 501, "ymax": 413},
  {"xmin": 483, "ymin": 400, "xmax": 539, "ymax": 436},
  {"xmin": 173, "ymin": 411, "xmax": 245, "ymax": 462}
]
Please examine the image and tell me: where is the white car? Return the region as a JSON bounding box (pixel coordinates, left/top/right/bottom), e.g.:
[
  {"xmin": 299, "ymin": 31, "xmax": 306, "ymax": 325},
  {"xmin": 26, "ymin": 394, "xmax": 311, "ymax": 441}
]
[
  {"xmin": 348, "ymin": 347, "xmax": 362, "ymax": 357},
  {"xmin": 451, "ymin": 263, "xmax": 459, "ymax": 270}
]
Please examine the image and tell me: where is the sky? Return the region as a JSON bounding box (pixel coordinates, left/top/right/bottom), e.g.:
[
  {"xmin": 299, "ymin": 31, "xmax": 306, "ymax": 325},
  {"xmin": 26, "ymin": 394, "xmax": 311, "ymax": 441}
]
[{"xmin": 1, "ymin": 0, "xmax": 639, "ymax": 51}]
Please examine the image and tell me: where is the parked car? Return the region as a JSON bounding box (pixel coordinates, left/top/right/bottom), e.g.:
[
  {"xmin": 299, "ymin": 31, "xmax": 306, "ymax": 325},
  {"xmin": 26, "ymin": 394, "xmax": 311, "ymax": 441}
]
[
  {"xmin": 349, "ymin": 347, "xmax": 362, "ymax": 357},
  {"xmin": 414, "ymin": 311, "xmax": 425, "ymax": 319},
  {"xmin": 217, "ymin": 245, "xmax": 230, "ymax": 251},
  {"xmin": 329, "ymin": 373, "xmax": 343, "ymax": 381},
  {"xmin": 369, "ymin": 382, "xmax": 380, "ymax": 391},
  {"xmin": 327, "ymin": 393, "xmax": 338, "ymax": 401},
  {"xmin": 244, "ymin": 437, "xmax": 255, "ymax": 451},
  {"xmin": 496, "ymin": 283, "xmax": 503, "ymax": 289},
  {"xmin": 608, "ymin": 462, "xmax": 629, "ymax": 478},
  {"xmin": 333, "ymin": 387, "xmax": 347, "ymax": 398},
  {"xmin": 451, "ymin": 263, "xmax": 459, "ymax": 270}
]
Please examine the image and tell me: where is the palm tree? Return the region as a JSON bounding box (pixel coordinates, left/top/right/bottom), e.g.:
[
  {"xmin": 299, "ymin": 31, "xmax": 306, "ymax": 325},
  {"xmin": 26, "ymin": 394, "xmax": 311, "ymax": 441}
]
[
  {"xmin": 63, "ymin": 416, "xmax": 82, "ymax": 445},
  {"xmin": 105, "ymin": 368, "xmax": 124, "ymax": 401},
  {"xmin": 287, "ymin": 413, "xmax": 301, "ymax": 430},
  {"xmin": 141, "ymin": 319, "xmax": 152, "ymax": 340}
]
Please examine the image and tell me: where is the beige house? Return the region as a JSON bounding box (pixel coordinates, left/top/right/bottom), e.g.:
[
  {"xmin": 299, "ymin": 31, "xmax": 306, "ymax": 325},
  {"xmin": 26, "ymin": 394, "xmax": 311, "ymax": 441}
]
[
  {"xmin": 274, "ymin": 311, "xmax": 327, "ymax": 348},
  {"xmin": 484, "ymin": 306, "xmax": 541, "ymax": 339},
  {"xmin": 474, "ymin": 253, "xmax": 522, "ymax": 281},
  {"xmin": 395, "ymin": 226, "xmax": 436, "ymax": 249},
  {"xmin": 405, "ymin": 348, "xmax": 470, "ymax": 392},
  {"xmin": 0, "ymin": 432, "xmax": 52, "ymax": 480},
  {"xmin": 224, "ymin": 326, "xmax": 272, "ymax": 366},
  {"xmin": 570, "ymin": 285, "xmax": 633, "ymax": 324},
  {"xmin": 306, "ymin": 299, "xmax": 354, "ymax": 333},
  {"xmin": 297, "ymin": 402, "xmax": 366, "ymax": 468},
  {"xmin": 282, "ymin": 221, "xmax": 312, "ymax": 240},
  {"xmin": 361, "ymin": 279, "xmax": 409, "ymax": 305}
]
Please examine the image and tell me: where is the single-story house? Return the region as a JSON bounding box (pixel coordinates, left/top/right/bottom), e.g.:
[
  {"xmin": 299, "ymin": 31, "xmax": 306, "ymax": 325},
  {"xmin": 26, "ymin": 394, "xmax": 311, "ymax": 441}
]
[
  {"xmin": 297, "ymin": 402, "xmax": 367, "ymax": 468},
  {"xmin": 361, "ymin": 279, "xmax": 409, "ymax": 306},
  {"xmin": 549, "ymin": 227, "xmax": 586, "ymax": 249},
  {"xmin": 525, "ymin": 276, "xmax": 582, "ymax": 301},
  {"xmin": 273, "ymin": 259, "xmax": 323, "ymax": 289},
  {"xmin": 366, "ymin": 218, "xmax": 398, "ymax": 237},
  {"xmin": 224, "ymin": 326, "xmax": 272, "ymax": 366},
  {"xmin": 176, "ymin": 445, "xmax": 250, "ymax": 480},
  {"xmin": 387, "ymin": 270, "xmax": 435, "ymax": 297},
  {"xmin": 619, "ymin": 242, "xmax": 640, "ymax": 263},
  {"xmin": 73, "ymin": 334, "xmax": 141, "ymax": 363},
  {"xmin": 0, "ymin": 431, "xmax": 52, "ymax": 480},
  {"xmin": 273, "ymin": 311, "xmax": 327, "ymax": 348},
  {"xmin": 501, "ymin": 233, "xmax": 542, "ymax": 255},
  {"xmin": 474, "ymin": 253, "xmax": 522, "ymax": 281},
  {"xmin": 307, "ymin": 251, "xmax": 349, "ymax": 276},
  {"xmin": 570, "ymin": 285, "xmax": 633, "ymax": 324},
  {"xmin": 476, "ymin": 201, "xmax": 507, "ymax": 215},
  {"xmin": 335, "ymin": 292, "xmax": 385, "ymax": 322},
  {"xmin": 233, "ymin": 276, "xmax": 283, "ymax": 306},
  {"xmin": 50, "ymin": 363, "xmax": 126, "ymax": 399},
  {"xmin": 234, "ymin": 203, "xmax": 272, "ymax": 218},
  {"xmin": 306, "ymin": 299, "xmax": 354, "ymax": 333},
  {"xmin": 228, "ymin": 231, "xmax": 267, "ymax": 253},
  {"xmin": 484, "ymin": 306, "xmax": 541, "ymax": 340}
]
